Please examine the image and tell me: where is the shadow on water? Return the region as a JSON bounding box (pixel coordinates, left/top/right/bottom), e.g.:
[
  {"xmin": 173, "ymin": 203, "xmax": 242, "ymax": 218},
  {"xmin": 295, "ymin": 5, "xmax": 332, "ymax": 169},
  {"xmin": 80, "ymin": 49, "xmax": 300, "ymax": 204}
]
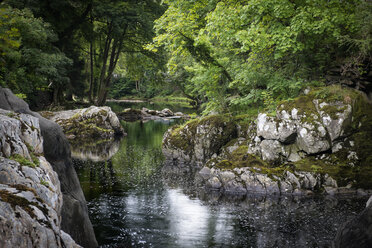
[{"xmin": 73, "ymin": 119, "xmax": 368, "ymax": 248}]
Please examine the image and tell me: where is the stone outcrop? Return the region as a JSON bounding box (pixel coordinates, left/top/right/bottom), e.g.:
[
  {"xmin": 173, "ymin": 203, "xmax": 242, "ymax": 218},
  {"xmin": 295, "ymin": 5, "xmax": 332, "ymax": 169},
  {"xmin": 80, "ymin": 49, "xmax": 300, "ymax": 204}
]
[
  {"xmin": 0, "ymin": 87, "xmax": 98, "ymax": 247},
  {"xmin": 118, "ymin": 107, "xmax": 190, "ymax": 122},
  {"xmin": 163, "ymin": 115, "xmax": 237, "ymax": 167},
  {"xmin": 333, "ymin": 195, "xmax": 372, "ymax": 248},
  {"xmin": 163, "ymin": 85, "xmax": 372, "ymax": 195},
  {"xmin": 41, "ymin": 106, "xmax": 124, "ymax": 140},
  {"xmin": 0, "ymin": 109, "xmax": 80, "ymax": 247}
]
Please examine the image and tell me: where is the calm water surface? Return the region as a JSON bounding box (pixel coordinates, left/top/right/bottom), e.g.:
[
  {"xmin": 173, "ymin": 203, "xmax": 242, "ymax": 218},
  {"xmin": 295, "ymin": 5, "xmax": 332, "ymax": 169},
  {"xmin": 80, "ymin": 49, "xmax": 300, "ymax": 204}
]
[{"xmin": 73, "ymin": 117, "xmax": 368, "ymax": 247}]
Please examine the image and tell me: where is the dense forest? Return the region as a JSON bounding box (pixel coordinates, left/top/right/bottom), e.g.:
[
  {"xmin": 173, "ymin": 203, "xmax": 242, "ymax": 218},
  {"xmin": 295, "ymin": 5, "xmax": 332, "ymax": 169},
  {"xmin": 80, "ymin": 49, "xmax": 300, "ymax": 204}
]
[{"xmin": 1, "ymin": 0, "xmax": 371, "ymax": 113}]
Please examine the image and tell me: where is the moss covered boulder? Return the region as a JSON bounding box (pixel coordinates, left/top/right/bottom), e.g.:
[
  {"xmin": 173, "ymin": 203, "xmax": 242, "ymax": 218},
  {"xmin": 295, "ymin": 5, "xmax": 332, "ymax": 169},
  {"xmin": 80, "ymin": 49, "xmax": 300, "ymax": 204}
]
[
  {"xmin": 163, "ymin": 115, "xmax": 238, "ymax": 167},
  {"xmin": 163, "ymin": 85, "xmax": 372, "ymax": 195},
  {"xmin": 41, "ymin": 106, "xmax": 125, "ymax": 140}
]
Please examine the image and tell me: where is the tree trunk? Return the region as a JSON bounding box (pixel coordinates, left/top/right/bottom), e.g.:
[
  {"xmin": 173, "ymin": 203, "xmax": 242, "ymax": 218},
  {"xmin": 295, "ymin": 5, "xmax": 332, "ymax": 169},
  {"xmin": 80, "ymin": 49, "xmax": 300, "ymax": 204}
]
[
  {"xmin": 96, "ymin": 26, "xmax": 126, "ymax": 106},
  {"xmin": 88, "ymin": 12, "xmax": 94, "ymax": 103}
]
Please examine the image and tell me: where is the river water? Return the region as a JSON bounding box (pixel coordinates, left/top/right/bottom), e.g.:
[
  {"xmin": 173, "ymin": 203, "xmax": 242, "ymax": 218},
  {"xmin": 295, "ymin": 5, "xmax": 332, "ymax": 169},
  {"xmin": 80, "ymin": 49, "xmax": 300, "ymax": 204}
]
[{"xmin": 72, "ymin": 105, "xmax": 368, "ymax": 248}]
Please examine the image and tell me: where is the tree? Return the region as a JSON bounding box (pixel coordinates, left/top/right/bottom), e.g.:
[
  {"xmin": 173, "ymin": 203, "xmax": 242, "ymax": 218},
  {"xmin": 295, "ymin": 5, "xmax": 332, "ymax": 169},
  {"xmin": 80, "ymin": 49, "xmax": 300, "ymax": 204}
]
[
  {"xmin": 0, "ymin": 6, "xmax": 71, "ymax": 104},
  {"xmin": 151, "ymin": 0, "xmax": 371, "ymax": 113},
  {"xmin": 89, "ymin": 0, "xmax": 164, "ymax": 105}
]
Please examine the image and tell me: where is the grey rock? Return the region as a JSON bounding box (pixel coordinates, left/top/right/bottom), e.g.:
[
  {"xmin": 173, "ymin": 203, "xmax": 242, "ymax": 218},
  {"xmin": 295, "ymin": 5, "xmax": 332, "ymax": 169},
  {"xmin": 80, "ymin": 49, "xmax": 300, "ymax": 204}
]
[
  {"xmin": 257, "ymin": 113, "xmax": 297, "ymax": 143},
  {"xmin": 259, "ymin": 140, "xmax": 285, "ymax": 162},
  {"xmin": 207, "ymin": 177, "xmax": 222, "ymax": 189},
  {"xmin": 198, "ymin": 167, "xmax": 212, "ymax": 180},
  {"xmin": 314, "ymin": 100, "xmax": 353, "ymax": 142},
  {"xmin": 0, "ymin": 87, "xmax": 97, "ymax": 247},
  {"xmin": 296, "ymin": 122, "xmax": 331, "ymax": 154},
  {"xmin": 161, "ymin": 108, "xmax": 174, "ymax": 116},
  {"xmin": 0, "ymin": 156, "xmax": 79, "ymax": 247},
  {"xmin": 44, "ymin": 105, "xmax": 124, "ymax": 139}
]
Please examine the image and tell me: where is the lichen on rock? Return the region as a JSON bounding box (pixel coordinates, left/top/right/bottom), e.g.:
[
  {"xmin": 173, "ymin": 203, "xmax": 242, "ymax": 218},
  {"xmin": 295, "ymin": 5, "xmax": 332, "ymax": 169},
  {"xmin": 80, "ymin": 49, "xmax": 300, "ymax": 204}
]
[
  {"xmin": 41, "ymin": 105, "xmax": 125, "ymax": 140},
  {"xmin": 162, "ymin": 115, "xmax": 237, "ymax": 167},
  {"xmin": 163, "ymin": 85, "xmax": 372, "ymax": 195},
  {"xmin": 0, "ymin": 110, "xmax": 81, "ymax": 247}
]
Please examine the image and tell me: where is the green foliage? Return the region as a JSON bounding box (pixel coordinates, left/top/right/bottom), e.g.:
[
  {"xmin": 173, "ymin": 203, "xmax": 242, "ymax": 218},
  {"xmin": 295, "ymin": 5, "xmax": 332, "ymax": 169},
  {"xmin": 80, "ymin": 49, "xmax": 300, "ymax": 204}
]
[
  {"xmin": 0, "ymin": 6, "xmax": 72, "ymax": 100},
  {"xmin": 151, "ymin": 0, "xmax": 371, "ymax": 113},
  {"xmin": 40, "ymin": 179, "xmax": 49, "ymax": 187},
  {"xmin": 10, "ymin": 154, "xmax": 37, "ymax": 168},
  {"xmin": 261, "ymin": 91, "xmax": 276, "ymax": 113}
]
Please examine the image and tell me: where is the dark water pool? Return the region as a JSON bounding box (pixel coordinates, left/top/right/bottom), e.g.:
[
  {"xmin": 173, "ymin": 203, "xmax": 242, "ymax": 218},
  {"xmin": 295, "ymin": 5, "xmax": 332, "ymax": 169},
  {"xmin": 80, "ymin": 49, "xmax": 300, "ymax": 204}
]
[{"xmin": 72, "ymin": 119, "xmax": 368, "ymax": 248}]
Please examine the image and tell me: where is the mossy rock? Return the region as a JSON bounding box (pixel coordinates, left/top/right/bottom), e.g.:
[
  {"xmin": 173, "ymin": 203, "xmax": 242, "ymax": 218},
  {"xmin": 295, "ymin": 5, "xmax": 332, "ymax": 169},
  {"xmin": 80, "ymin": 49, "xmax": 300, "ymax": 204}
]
[
  {"xmin": 10, "ymin": 154, "xmax": 37, "ymax": 168},
  {"xmin": 165, "ymin": 115, "xmax": 237, "ymax": 156},
  {"xmin": 292, "ymin": 156, "xmax": 372, "ymax": 188},
  {"xmin": 167, "ymin": 125, "xmax": 195, "ymax": 153}
]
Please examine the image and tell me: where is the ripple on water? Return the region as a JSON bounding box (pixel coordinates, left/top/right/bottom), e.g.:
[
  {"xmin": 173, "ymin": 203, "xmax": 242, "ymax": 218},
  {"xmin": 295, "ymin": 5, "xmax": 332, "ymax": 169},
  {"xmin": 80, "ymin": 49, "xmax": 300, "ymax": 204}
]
[{"xmin": 74, "ymin": 119, "xmax": 368, "ymax": 248}]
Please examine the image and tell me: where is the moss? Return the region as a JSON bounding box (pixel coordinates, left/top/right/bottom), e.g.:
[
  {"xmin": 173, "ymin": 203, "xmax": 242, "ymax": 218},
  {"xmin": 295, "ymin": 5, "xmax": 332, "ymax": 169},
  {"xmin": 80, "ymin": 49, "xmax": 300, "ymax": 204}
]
[
  {"xmin": 169, "ymin": 128, "xmax": 193, "ymax": 152},
  {"xmin": 278, "ymin": 95, "xmax": 317, "ymax": 116},
  {"xmin": 319, "ymin": 104, "xmax": 347, "ymax": 120},
  {"xmin": 0, "ymin": 188, "xmax": 49, "ymax": 221},
  {"xmin": 24, "ymin": 143, "xmax": 42, "ymax": 165},
  {"xmin": 40, "ymin": 179, "xmax": 49, "ymax": 187},
  {"xmin": 310, "ymin": 85, "xmax": 359, "ymax": 104},
  {"xmin": 10, "ymin": 154, "xmax": 37, "ymax": 168},
  {"xmin": 11, "ymin": 184, "xmax": 37, "ymax": 196},
  {"xmin": 291, "ymin": 156, "xmax": 372, "ymax": 188},
  {"xmin": 64, "ymin": 121, "xmax": 113, "ymax": 138},
  {"xmin": 251, "ymin": 166, "xmax": 288, "ymax": 179},
  {"xmin": 0, "ymin": 190, "xmax": 37, "ymax": 219},
  {"xmin": 6, "ymin": 112, "xmax": 17, "ymax": 118},
  {"xmin": 122, "ymin": 108, "xmax": 142, "ymax": 115},
  {"xmin": 30, "ymin": 154, "xmax": 40, "ymax": 167},
  {"xmin": 215, "ymin": 145, "xmax": 268, "ymax": 170},
  {"xmin": 349, "ymin": 94, "xmax": 372, "ymax": 133},
  {"xmin": 39, "ymin": 111, "xmax": 55, "ymax": 119}
]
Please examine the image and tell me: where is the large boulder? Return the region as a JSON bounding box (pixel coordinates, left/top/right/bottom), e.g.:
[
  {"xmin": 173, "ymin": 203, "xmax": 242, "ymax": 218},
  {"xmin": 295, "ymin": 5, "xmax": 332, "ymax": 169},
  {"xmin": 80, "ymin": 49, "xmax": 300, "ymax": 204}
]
[
  {"xmin": 0, "ymin": 87, "xmax": 98, "ymax": 247},
  {"xmin": 41, "ymin": 106, "xmax": 124, "ymax": 140},
  {"xmin": 0, "ymin": 110, "xmax": 80, "ymax": 247},
  {"xmin": 163, "ymin": 115, "xmax": 237, "ymax": 167}
]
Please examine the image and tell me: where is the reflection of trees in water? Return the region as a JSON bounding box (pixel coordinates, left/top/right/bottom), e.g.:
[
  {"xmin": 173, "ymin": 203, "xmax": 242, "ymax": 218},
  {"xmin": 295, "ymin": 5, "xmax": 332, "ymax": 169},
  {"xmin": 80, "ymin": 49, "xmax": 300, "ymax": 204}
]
[
  {"xmin": 73, "ymin": 158, "xmax": 119, "ymax": 200},
  {"xmin": 112, "ymin": 142, "xmax": 165, "ymax": 190}
]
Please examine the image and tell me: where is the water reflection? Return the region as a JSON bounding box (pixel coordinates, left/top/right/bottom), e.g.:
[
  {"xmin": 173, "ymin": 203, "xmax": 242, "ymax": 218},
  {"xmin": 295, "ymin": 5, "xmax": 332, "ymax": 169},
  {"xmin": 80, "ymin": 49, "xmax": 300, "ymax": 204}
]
[
  {"xmin": 73, "ymin": 120, "xmax": 368, "ymax": 247},
  {"xmin": 167, "ymin": 189, "xmax": 210, "ymax": 247},
  {"xmin": 71, "ymin": 139, "xmax": 121, "ymax": 162}
]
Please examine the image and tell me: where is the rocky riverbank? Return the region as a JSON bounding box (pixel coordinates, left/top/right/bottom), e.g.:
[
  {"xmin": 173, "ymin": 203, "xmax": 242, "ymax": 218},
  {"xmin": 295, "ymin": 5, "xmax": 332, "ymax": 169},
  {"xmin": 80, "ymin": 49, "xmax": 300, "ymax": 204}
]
[
  {"xmin": 0, "ymin": 87, "xmax": 97, "ymax": 247},
  {"xmin": 118, "ymin": 107, "xmax": 190, "ymax": 122},
  {"xmin": 162, "ymin": 85, "xmax": 372, "ymax": 196},
  {"xmin": 0, "ymin": 109, "xmax": 80, "ymax": 247}
]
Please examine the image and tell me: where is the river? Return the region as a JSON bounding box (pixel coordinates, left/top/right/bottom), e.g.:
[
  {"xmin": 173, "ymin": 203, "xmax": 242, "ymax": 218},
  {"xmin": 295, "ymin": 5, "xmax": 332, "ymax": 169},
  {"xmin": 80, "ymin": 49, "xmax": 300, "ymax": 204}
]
[{"xmin": 72, "ymin": 104, "xmax": 367, "ymax": 247}]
